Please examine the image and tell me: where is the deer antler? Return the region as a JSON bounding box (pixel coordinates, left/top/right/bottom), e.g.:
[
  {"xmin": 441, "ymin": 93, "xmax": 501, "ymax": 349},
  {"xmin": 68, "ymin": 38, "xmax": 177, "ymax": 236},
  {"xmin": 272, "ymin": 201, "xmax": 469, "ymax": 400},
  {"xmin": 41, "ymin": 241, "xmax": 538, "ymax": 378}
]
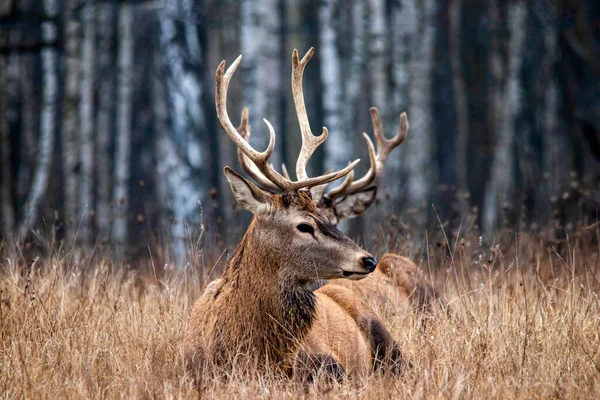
[
  {"xmin": 291, "ymin": 48, "xmax": 329, "ymax": 181},
  {"xmin": 216, "ymin": 51, "xmax": 359, "ymax": 193},
  {"xmin": 235, "ymin": 108, "xmax": 280, "ymax": 192},
  {"xmin": 322, "ymin": 107, "xmax": 409, "ymax": 201}
]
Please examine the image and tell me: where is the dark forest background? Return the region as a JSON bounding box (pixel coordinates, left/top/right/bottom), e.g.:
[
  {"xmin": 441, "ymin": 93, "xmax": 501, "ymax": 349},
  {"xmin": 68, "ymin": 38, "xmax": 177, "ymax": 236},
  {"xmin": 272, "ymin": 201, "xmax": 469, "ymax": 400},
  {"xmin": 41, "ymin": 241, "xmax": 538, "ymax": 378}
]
[{"xmin": 1, "ymin": 0, "xmax": 600, "ymax": 265}]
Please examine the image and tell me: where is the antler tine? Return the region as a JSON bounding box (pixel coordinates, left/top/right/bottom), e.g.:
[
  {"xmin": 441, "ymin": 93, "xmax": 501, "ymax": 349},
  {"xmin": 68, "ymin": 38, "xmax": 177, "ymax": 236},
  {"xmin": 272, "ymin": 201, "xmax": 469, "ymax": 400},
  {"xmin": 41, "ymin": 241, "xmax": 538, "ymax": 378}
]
[
  {"xmin": 371, "ymin": 108, "xmax": 409, "ymax": 171},
  {"xmin": 292, "ymin": 48, "xmax": 329, "ymax": 181},
  {"xmin": 323, "ymin": 168, "xmax": 355, "ymax": 200},
  {"xmin": 236, "ymin": 108, "xmax": 280, "ymax": 192},
  {"xmin": 326, "ymin": 133, "xmax": 377, "ymax": 198},
  {"xmin": 216, "ymin": 57, "xmax": 291, "ymax": 191},
  {"xmin": 324, "ymin": 108, "xmax": 409, "ymax": 200},
  {"xmin": 288, "ymin": 159, "xmax": 360, "ymax": 192}
]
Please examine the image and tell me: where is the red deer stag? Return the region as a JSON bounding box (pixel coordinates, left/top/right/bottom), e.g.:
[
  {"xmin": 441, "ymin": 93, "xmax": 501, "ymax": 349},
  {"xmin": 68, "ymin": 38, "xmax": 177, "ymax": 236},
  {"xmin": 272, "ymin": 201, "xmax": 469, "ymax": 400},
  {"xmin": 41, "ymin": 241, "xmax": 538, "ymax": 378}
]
[
  {"xmin": 237, "ymin": 83, "xmax": 444, "ymax": 316},
  {"xmin": 182, "ymin": 48, "xmax": 404, "ymax": 386}
]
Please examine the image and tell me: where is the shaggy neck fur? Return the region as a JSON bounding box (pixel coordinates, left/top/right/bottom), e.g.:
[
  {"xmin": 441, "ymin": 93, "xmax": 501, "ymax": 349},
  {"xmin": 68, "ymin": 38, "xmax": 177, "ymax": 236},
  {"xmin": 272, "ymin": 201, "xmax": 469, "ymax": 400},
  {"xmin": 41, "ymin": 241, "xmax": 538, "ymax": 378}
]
[{"xmin": 218, "ymin": 217, "xmax": 316, "ymax": 374}]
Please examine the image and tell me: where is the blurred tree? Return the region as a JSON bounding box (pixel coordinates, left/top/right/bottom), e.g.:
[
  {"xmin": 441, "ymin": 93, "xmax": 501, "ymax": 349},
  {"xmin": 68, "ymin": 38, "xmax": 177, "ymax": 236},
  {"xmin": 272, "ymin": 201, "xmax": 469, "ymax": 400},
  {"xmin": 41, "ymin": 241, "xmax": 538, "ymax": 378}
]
[
  {"xmin": 483, "ymin": 0, "xmax": 528, "ymax": 237},
  {"xmin": 406, "ymin": 0, "xmax": 437, "ymax": 226},
  {"xmin": 112, "ymin": 2, "xmax": 133, "ymax": 245},
  {"xmin": 318, "ymin": 0, "xmax": 345, "ymax": 171},
  {"xmin": 17, "ymin": 0, "xmax": 58, "ymax": 240},
  {"xmin": 96, "ymin": 1, "xmax": 116, "ymax": 240},
  {"xmin": 449, "ymin": 0, "xmax": 469, "ymax": 215},
  {"xmin": 78, "ymin": 0, "xmax": 97, "ymax": 247},
  {"xmin": 0, "ymin": 16, "xmax": 15, "ymax": 236},
  {"xmin": 240, "ymin": 0, "xmax": 283, "ymax": 167},
  {"xmin": 367, "ymin": 0, "xmax": 387, "ymax": 116},
  {"xmin": 62, "ymin": 0, "xmax": 82, "ymax": 241},
  {"xmin": 158, "ymin": 0, "xmax": 211, "ymax": 262}
]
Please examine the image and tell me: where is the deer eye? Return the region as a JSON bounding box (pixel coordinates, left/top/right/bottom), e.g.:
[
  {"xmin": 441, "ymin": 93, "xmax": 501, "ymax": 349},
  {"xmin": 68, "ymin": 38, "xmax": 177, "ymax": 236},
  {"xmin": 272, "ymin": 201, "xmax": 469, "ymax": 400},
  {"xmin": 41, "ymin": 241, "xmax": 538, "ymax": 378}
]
[{"xmin": 297, "ymin": 223, "xmax": 315, "ymax": 235}]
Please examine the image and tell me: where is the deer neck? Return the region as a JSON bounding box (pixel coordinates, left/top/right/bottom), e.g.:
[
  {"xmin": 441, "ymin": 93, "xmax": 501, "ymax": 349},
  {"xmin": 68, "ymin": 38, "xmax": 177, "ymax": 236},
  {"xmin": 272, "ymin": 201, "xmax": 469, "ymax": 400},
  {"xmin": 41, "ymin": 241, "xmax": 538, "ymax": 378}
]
[{"xmin": 221, "ymin": 218, "xmax": 316, "ymax": 364}]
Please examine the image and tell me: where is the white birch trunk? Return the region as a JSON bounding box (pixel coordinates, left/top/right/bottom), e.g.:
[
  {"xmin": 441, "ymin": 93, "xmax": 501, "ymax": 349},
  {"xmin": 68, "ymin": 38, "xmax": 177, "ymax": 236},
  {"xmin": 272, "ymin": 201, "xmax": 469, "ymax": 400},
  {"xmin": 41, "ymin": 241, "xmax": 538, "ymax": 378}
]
[
  {"xmin": 111, "ymin": 3, "xmax": 134, "ymax": 244},
  {"xmin": 406, "ymin": 0, "xmax": 436, "ymax": 214},
  {"xmin": 367, "ymin": 0, "xmax": 387, "ymax": 113},
  {"xmin": 19, "ymin": 55, "xmax": 38, "ymax": 202},
  {"xmin": 158, "ymin": 0, "xmax": 210, "ymax": 263},
  {"xmin": 483, "ymin": 1, "xmax": 527, "ymax": 237},
  {"xmin": 18, "ymin": 0, "xmax": 58, "ymax": 239},
  {"xmin": 62, "ymin": 0, "xmax": 82, "ymax": 240},
  {"xmin": 342, "ymin": 1, "xmax": 366, "ymax": 143},
  {"xmin": 78, "ymin": 0, "xmax": 97, "ymax": 246},
  {"xmin": 385, "ymin": 0, "xmax": 417, "ymax": 204},
  {"xmin": 152, "ymin": 50, "xmax": 168, "ymax": 223},
  {"xmin": 318, "ymin": 0, "xmax": 345, "ymax": 171},
  {"xmin": 95, "ymin": 2, "xmax": 116, "ymax": 238},
  {"xmin": 240, "ymin": 0, "xmax": 282, "ymax": 166},
  {"xmin": 449, "ymin": 0, "xmax": 469, "ymax": 197}
]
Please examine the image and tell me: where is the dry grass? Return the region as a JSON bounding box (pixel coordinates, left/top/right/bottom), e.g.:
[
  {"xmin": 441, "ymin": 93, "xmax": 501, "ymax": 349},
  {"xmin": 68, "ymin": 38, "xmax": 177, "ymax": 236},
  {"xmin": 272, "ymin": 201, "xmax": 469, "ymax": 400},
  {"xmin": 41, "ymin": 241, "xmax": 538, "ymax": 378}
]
[{"xmin": 1, "ymin": 228, "xmax": 599, "ymax": 399}]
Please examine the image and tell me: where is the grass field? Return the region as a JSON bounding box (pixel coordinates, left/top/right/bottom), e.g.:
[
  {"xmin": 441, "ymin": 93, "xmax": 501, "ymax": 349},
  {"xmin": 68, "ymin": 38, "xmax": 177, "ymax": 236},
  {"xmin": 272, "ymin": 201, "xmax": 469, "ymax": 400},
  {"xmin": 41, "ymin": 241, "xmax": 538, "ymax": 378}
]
[{"xmin": 1, "ymin": 227, "xmax": 599, "ymax": 399}]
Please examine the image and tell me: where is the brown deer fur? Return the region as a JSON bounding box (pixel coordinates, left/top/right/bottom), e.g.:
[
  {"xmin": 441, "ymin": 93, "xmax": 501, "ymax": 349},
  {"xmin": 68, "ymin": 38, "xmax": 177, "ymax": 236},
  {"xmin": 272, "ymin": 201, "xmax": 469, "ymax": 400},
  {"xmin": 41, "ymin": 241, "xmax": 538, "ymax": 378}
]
[{"xmin": 182, "ymin": 170, "xmax": 403, "ymax": 383}]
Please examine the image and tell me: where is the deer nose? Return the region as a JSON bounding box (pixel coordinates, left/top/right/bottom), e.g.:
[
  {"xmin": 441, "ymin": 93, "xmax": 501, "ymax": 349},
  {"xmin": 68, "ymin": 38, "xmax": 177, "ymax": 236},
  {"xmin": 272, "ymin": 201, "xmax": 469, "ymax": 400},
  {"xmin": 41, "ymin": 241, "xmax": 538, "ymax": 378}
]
[{"xmin": 362, "ymin": 256, "xmax": 377, "ymax": 272}]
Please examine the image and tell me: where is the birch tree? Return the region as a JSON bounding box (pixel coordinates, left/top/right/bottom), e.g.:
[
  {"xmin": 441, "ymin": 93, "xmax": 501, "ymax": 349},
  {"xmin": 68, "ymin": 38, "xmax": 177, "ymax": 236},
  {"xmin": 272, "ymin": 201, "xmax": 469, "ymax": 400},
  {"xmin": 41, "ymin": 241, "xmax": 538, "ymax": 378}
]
[
  {"xmin": 318, "ymin": 0, "xmax": 345, "ymax": 171},
  {"xmin": 62, "ymin": 0, "xmax": 82, "ymax": 241},
  {"xmin": 449, "ymin": 0, "xmax": 470, "ymax": 208},
  {"xmin": 405, "ymin": 0, "xmax": 437, "ymax": 219},
  {"xmin": 18, "ymin": 0, "xmax": 58, "ymax": 240},
  {"xmin": 367, "ymin": 0, "xmax": 387, "ymax": 114},
  {"xmin": 240, "ymin": 0, "xmax": 282, "ymax": 166},
  {"xmin": 483, "ymin": 0, "xmax": 528, "ymax": 237},
  {"xmin": 384, "ymin": 0, "xmax": 417, "ymax": 206},
  {"xmin": 158, "ymin": 0, "xmax": 211, "ymax": 262},
  {"xmin": 78, "ymin": 0, "xmax": 97, "ymax": 246},
  {"xmin": 342, "ymin": 1, "xmax": 366, "ymax": 155},
  {"xmin": 19, "ymin": 53, "xmax": 38, "ymax": 203},
  {"xmin": 111, "ymin": 3, "xmax": 134, "ymax": 245},
  {"xmin": 95, "ymin": 2, "xmax": 116, "ymax": 238}
]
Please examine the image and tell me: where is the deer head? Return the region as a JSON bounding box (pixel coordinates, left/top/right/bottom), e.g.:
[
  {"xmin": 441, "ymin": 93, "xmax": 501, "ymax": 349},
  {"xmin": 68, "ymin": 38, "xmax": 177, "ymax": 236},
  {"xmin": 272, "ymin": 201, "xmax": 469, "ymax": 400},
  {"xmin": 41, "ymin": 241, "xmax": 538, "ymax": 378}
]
[
  {"xmin": 234, "ymin": 48, "xmax": 409, "ymax": 226},
  {"xmin": 216, "ymin": 48, "xmax": 377, "ymax": 280}
]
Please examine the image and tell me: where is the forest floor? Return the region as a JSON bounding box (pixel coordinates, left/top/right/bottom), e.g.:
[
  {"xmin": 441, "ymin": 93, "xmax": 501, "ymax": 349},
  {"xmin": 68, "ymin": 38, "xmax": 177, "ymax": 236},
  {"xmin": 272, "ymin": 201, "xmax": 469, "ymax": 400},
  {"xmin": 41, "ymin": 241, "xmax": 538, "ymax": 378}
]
[{"xmin": 1, "ymin": 226, "xmax": 599, "ymax": 399}]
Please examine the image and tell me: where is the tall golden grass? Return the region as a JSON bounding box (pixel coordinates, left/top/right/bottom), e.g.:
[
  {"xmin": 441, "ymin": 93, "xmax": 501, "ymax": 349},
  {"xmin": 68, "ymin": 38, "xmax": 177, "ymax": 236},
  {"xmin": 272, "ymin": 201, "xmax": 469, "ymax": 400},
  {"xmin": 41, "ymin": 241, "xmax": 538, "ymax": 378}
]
[{"xmin": 1, "ymin": 226, "xmax": 599, "ymax": 399}]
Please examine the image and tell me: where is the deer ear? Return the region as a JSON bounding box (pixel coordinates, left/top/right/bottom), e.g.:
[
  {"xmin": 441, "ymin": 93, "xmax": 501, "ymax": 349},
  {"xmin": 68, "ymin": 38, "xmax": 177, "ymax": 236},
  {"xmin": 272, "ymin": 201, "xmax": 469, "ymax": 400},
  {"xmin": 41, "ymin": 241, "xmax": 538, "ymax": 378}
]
[
  {"xmin": 334, "ymin": 186, "xmax": 378, "ymax": 221},
  {"xmin": 224, "ymin": 167, "xmax": 269, "ymax": 214}
]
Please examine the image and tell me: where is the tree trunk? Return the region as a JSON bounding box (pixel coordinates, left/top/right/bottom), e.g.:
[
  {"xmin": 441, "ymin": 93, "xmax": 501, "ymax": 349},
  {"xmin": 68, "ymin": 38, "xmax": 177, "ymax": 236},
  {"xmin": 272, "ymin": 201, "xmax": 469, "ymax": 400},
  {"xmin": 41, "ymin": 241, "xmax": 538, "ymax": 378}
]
[
  {"xmin": 385, "ymin": 0, "xmax": 417, "ymax": 209},
  {"xmin": 19, "ymin": 54, "xmax": 38, "ymax": 205},
  {"xmin": 539, "ymin": 3, "xmax": 562, "ymax": 197},
  {"xmin": 342, "ymin": 1, "xmax": 366, "ymax": 160},
  {"xmin": 406, "ymin": 0, "xmax": 437, "ymax": 223},
  {"xmin": 18, "ymin": 0, "xmax": 58, "ymax": 240},
  {"xmin": 318, "ymin": 0, "xmax": 345, "ymax": 171},
  {"xmin": 62, "ymin": 0, "xmax": 82, "ymax": 241},
  {"xmin": 158, "ymin": 0, "xmax": 211, "ymax": 263},
  {"xmin": 483, "ymin": 0, "xmax": 528, "ymax": 238},
  {"xmin": 367, "ymin": 0, "xmax": 387, "ymax": 113},
  {"xmin": 449, "ymin": 0, "xmax": 470, "ymax": 210},
  {"xmin": 240, "ymin": 0, "xmax": 283, "ymax": 167},
  {"xmin": 111, "ymin": 3, "xmax": 134, "ymax": 245},
  {"xmin": 95, "ymin": 2, "xmax": 116, "ymax": 239},
  {"xmin": 78, "ymin": 0, "xmax": 97, "ymax": 247},
  {"xmin": 0, "ymin": 54, "xmax": 15, "ymax": 237}
]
